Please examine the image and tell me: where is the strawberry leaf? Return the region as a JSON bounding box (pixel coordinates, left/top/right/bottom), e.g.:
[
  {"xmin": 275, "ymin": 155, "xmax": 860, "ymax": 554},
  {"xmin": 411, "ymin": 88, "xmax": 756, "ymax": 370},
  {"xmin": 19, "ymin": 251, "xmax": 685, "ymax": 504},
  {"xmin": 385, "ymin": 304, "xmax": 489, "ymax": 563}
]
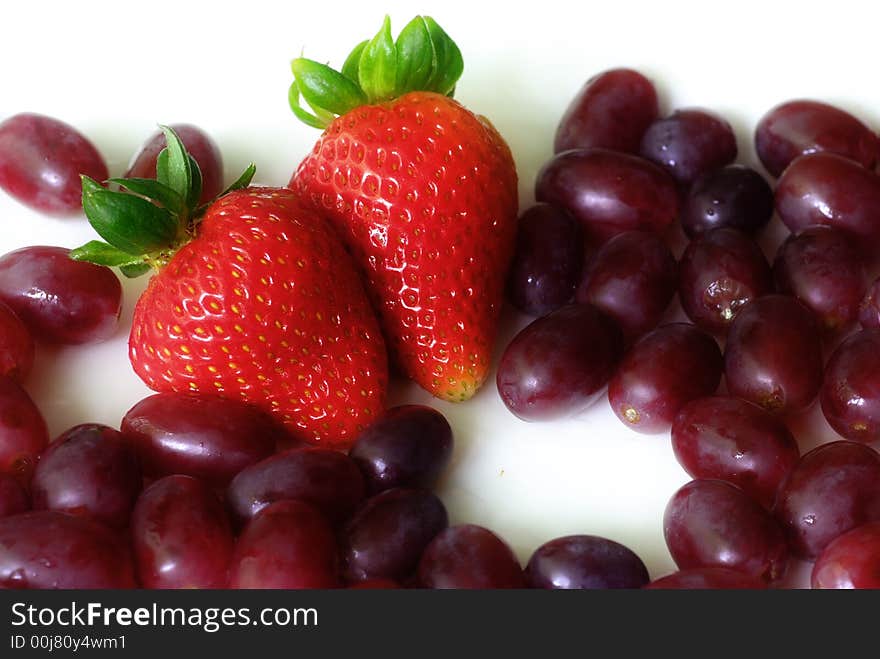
[
  {"xmin": 69, "ymin": 240, "xmax": 144, "ymax": 267},
  {"xmin": 288, "ymin": 82, "xmax": 329, "ymax": 129},
  {"xmin": 394, "ymin": 17, "xmax": 435, "ymax": 95},
  {"xmin": 359, "ymin": 15, "xmax": 398, "ymax": 102},
  {"xmin": 158, "ymin": 125, "xmax": 193, "ymax": 202},
  {"xmin": 342, "ymin": 40, "xmax": 369, "ymax": 82},
  {"xmin": 187, "ymin": 154, "xmax": 203, "ymax": 212},
  {"xmin": 107, "ymin": 177, "xmax": 184, "ymax": 214},
  {"xmin": 291, "ymin": 58, "xmax": 367, "ymax": 118},
  {"xmin": 119, "ymin": 263, "xmax": 152, "ymax": 278},
  {"xmin": 220, "ymin": 163, "xmax": 256, "ymax": 197},
  {"xmin": 424, "ymin": 17, "xmax": 463, "ymax": 96}
]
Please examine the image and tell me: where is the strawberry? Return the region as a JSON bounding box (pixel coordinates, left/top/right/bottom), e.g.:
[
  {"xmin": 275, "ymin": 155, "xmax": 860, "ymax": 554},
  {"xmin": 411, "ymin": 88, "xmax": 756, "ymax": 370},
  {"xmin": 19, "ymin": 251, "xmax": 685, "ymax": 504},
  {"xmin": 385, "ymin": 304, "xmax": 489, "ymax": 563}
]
[
  {"xmin": 71, "ymin": 129, "xmax": 388, "ymax": 447},
  {"xmin": 287, "ymin": 16, "xmax": 518, "ymax": 402}
]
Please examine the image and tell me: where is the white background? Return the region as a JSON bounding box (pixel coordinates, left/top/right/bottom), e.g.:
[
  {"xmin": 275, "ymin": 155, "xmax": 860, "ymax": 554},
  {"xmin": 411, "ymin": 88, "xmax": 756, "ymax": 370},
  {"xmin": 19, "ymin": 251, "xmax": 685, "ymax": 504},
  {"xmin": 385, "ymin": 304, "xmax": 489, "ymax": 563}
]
[{"xmin": 2, "ymin": 0, "xmax": 875, "ymax": 586}]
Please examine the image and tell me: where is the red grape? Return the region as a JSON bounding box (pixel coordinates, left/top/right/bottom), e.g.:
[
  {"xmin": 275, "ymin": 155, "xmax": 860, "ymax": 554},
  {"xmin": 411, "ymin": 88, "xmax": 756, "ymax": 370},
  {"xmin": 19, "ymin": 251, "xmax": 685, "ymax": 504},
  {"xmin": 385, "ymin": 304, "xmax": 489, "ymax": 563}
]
[
  {"xmin": 671, "ymin": 396, "xmax": 799, "ymax": 508},
  {"xmin": 31, "ymin": 424, "xmax": 141, "ymax": 529},
  {"xmin": 525, "ymin": 535, "xmax": 649, "ymax": 589},
  {"xmin": 0, "ymin": 473, "xmax": 28, "ymax": 518},
  {"xmin": 0, "ymin": 511, "xmax": 135, "ymax": 589},
  {"xmin": 639, "ymin": 108, "xmax": 737, "ymax": 186},
  {"xmin": 575, "ymin": 230, "xmax": 677, "ymax": 341},
  {"xmin": 608, "ymin": 323, "xmax": 722, "ymax": 434},
  {"xmin": 226, "ymin": 446, "xmax": 365, "ymax": 525},
  {"xmin": 535, "ymin": 148, "xmax": 679, "ymax": 244},
  {"xmin": 348, "ymin": 578, "xmax": 400, "ymax": 589},
  {"xmin": 496, "ymin": 304, "xmax": 623, "ymax": 421},
  {"xmin": 554, "ymin": 68, "xmax": 659, "ymax": 154},
  {"xmin": 341, "ymin": 488, "xmax": 448, "ymax": 583},
  {"xmin": 678, "ymin": 228, "xmax": 773, "ymax": 334},
  {"xmin": 0, "ymin": 246, "xmax": 121, "ymax": 344},
  {"xmin": 0, "ymin": 301, "xmax": 33, "ymax": 382},
  {"xmin": 506, "ymin": 204, "xmax": 584, "ymax": 316},
  {"xmin": 418, "ymin": 524, "xmax": 525, "ymax": 589},
  {"xmin": 645, "ymin": 567, "xmax": 767, "ymax": 589},
  {"xmin": 755, "ymin": 99, "xmax": 878, "ymax": 177},
  {"xmin": 229, "ymin": 499, "xmax": 339, "ymax": 589},
  {"xmin": 131, "ymin": 475, "xmax": 234, "ymax": 589},
  {"xmin": 773, "ymin": 226, "xmax": 867, "ymax": 332},
  {"xmin": 724, "ymin": 295, "xmax": 823, "ymax": 414},
  {"xmin": 0, "ymin": 376, "xmax": 48, "ymax": 484},
  {"xmin": 858, "ymin": 275, "xmax": 880, "ymax": 329},
  {"xmin": 664, "ymin": 479, "xmax": 788, "ymax": 581},
  {"xmin": 812, "ymin": 521, "xmax": 880, "ymax": 589},
  {"xmin": 121, "ymin": 392, "xmax": 279, "ymax": 486},
  {"xmin": 773, "ymin": 441, "xmax": 880, "ymax": 559},
  {"xmin": 775, "ymin": 151, "xmax": 880, "ymax": 246},
  {"xmin": 681, "ymin": 165, "xmax": 774, "ymax": 238},
  {"xmin": 125, "ymin": 124, "xmax": 224, "ymax": 206},
  {"xmin": 0, "ymin": 113, "xmax": 108, "ymax": 214},
  {"xmin": 349, "ymin": 405, "xmax": 453, "ymax": 495},
  {"xmin": 820, "ymin": 329, "xmax": 880, "ymax": 443}
]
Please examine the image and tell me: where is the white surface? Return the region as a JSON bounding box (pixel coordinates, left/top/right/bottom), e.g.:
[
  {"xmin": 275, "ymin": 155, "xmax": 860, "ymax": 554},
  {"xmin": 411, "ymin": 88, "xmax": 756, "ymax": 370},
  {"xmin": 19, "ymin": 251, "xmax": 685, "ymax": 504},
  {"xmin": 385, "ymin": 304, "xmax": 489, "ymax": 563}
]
[{"xmin": 2, "ymin": 0, "xmax": 873, "ymax": 586}]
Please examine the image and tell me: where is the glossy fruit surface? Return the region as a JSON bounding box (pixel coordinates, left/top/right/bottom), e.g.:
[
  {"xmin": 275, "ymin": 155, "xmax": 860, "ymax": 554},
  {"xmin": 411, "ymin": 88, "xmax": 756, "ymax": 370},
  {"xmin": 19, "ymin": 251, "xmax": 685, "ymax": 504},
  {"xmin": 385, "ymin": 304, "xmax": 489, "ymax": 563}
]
[
  {"xmin": 608, "ymin": 323, "xmax": 723, "ymax": 434},
  {"xmin": 773, "ymin": 441, "xmax": 880, "ymax": 559},
  {"xmin": 0, "ymin": 376, "xmax": 48, "ymax": 484},
  {"xmin": 681, "ymin": 165, "xmax": 774, "ymax": 238},
  {"xmin": 418, "ymin": 524, "xmax": 525, "ymax": 589},
  {"xmin": 535, "ymin": 148, "xmax": 679, "ymax": 244},
  {"xmin": 0, "ymin": 301, "xmax": 33, "ymax": 382},
  {"xmin": 858, "ymin": 276, "xmax": 880, "ymax": 329},
  {"xmin": 554, "ymin": 68, "xmax": 659, "ymax": 154},
  {"xmin": 575, "ymin": 230, "xmax": 677, "ymax": 341},
  {"xmin": 671, "ymin": 396, "xmax": 799, "ymax": 508},
  {"xmin": 0, "ymin": 113, "xmax": 108, "ymax": 214},
  {"xmin": 31, "ymin": 424, "xmax": 141, "ymax": 529},
  {"xmin": 812, "ymin": 521, "xmax": 880, "ymax": 589},
  {"xmin": 525, "ymin": 535, "xmax": 649, "ymax": 589},
  {"xmin": 0, "ymin": 246, "xmax": 121, "ymax": 344},
  {"xmin": 131, "ymin": 475, "xmax": 234, "ymax": 589},
  {"xmin": 755, "ymin": 99, "xmax": 878, "ymax": 177},
  {"xmin": 724, "ymin": 295, "xmax": 823, "ymax": 414},
  {"xmin": 820, "ymin": 329, "xmax": 880, "ymax": 442},
  {"xmin": 678, "ymin": 228, "xmax": 772, "ymax": 334},
  {"xmin": 645, "ymin": 567, "xmax": 767, "ymax": 589},
  {"xmin": 506, "ymin": 203, "xmax": 584, "ymax": 316},
  {"xmin": 348, "ymin": 405, "xmax": 453, "ymax": 495},
  {"xmin": 497, "ymin": 304, "xmax": 623, "ymax": 421},
  {"xmin": 0, "ymin": 473, "xmax": 28, "ymax": 518}
]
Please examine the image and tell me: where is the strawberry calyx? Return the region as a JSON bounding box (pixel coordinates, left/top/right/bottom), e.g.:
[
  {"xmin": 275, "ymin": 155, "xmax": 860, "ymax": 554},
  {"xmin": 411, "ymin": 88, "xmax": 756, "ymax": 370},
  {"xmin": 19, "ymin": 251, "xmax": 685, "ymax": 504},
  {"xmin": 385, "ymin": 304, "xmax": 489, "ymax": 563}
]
[
  {"xmin": 288, "ymin": 15, "xmax": 463, "ymax": 129},
  {"xmin": 70, "ymin": 126, "xmax": 255, "ymax": 277}
]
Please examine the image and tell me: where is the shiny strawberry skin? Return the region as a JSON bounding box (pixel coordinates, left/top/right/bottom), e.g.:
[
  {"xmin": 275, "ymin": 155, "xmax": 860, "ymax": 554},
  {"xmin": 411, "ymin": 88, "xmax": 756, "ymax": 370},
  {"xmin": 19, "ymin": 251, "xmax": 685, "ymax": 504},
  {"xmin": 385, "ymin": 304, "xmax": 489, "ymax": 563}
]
[
  {"xmin": 129, "ymin": 187, "xmax": 388, "ymax": 447},
  {"xmin": 291, "ymin": 91, "xmax": 518, "ymax": 401}
]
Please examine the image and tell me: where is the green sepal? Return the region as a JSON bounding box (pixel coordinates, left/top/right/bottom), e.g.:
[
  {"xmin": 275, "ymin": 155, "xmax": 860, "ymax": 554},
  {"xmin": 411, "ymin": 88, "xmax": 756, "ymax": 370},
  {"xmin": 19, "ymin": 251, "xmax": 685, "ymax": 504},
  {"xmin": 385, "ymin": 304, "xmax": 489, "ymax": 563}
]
[
  {"xmin": 220, "ymin": 163, "xmax": 257, "ymax": 197},
  {"xmin": 423, "ymin": 17, "xmax": 463, "ymax": 95},
  {"xmin": 81, "ymin": 176, "xmax": 179, "ymax": 255},
  {"xmin": 157, "ymin": 126, "xmax": 192, "ymax": 202},
  {"xmin": 119, "ymin": 263, "xmax": 152, "ymax": 278},
  {"xmin": 69, "ymin": 240, "xmax": 145, "ymax": 267},
  {"xmin": 107, "ymin": 177, "xmax": 184, "ymax": 214},
  {"xmin": 291, "ymin": 58, "xmax": 367, "ymax": 118},
  {"xmin": 358, "ymin": 15, "xmax": 397, "ymax": 102},
  {"xmin": 342, "ymin": 40, "xmax": 369, "ymax": 82},
  {"xmin": 288, "ymin": 82, "xmax": 328, "ymax": 129},
  {"xmin": 186, "ymin": 154, "xmax": 203, "ymax": 211},
  {"xmin": 394, "ymin": 16, "xmax": 435, "ymax": 93}
]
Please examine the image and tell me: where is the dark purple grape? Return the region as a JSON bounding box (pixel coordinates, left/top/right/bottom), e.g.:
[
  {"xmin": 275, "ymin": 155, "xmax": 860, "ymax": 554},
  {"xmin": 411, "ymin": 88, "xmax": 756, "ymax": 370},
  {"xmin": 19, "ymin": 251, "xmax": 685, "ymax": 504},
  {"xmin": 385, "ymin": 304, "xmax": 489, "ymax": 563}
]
[
  {"xmin": 0, "ymin": 511, "xmax": 135, "ymax": 588},
  {"xmin": 678, "ymin": 228, "xmax": 773, "ymax": 334},
  {"xmin": 121, "ymin": 392, "xmax": 280, "ymax": 487},
  {"xmin": 859, "ymin": 276, "xmax": 880, "ymax": 329},
  {"xmin": 496, "ymin": 304, "xmax": 623, "ymax": 421},
  {"xmin": 31, "ymin": 424, "xmax": 141, "ymax": 529},
  {"xmin": 681, "ymin": 165, "xmax": 774, "ymax": 238},
  {"xmin": 608, "ymin": 323, "xmax": 722, "ymax": 434},
  {"xmin": 775, "ymin": 151, "xmax": 880, "ymax": 246},
  {"xmin": 341, "ymin": 488, "xmax": 448, "ymax": 583},
  {"xmin": 125, "ymin": 124, "xmax": 224, "ymax": 206},
  {"xmin": 418, "ymin": 524, "xmax": 526, "ymax": 589},
  {"xmin": 535, "ymin": 148, "xmax": 679, "ymax": 245},
  {"xmin": 755, "ymin": 99, "xmax": 879, "ymax": 177},
  {"xmin": 0, "ymin": 113, "xmax": 108, "ymax": 214},
  {"xmin": 132, "ymin": 475, "xmax": 234, "ymax": 589},
  {"xmin": 671, "ymin": 396, "xmax": 799, "ymax": 508},
  {"xmin": 229, "ymin": 499, "xmax": 339, "ymax": 589},
  {"xmin": 664, "ymin": 479, "xmax": 788, "ymax": 581},
  {"xmin": 525, "ymin": 535, "xmax": 649, "ymax": 589},
  {"xmin": 0, "ymin": 246, "xmax": 121, "ymax": 344},
  {"xmin": 227, "ymin": 447, "xmax": 365, "ymax": 525},
  {"xmin": 820, "ymin": 329, "xmax": 880, "ymax": 443},
  {"xmin": 773, "ymin": 226, "xmax": 867, "ymax": 332},
  {"xmin": 773, "ymin": 441, "xmax": 880, "ymax": 559},
  {"xmin": 554, "ymin": 68, "xmax": 659, "ymax": 154},
  {"xmin": 506, "ymin": 204, "xmax": 584, "ymax": 316},
  {"xmin": 575, "ymin": 230, "xmax": 677, "ymax": 341},
  {"xmin": 812, "ymin": 521, "xmax": 880, "ymax": 589},
  {"xmin": 347, "ymin": 578, "xmax": 400, "ymax": 589},
  {"xmin": 645, "ymin": 567, "xmax": 767, "ymax": 589},
  {"xmin": 0, "ymin": 376, "xmax": 48, "ymax": 484},
  {"xmin": 349, "ymin": 405, "xmax": 453, "ymax": 495},
  {"xmin": 0, "ymin": 301, "xmax": 33, "ymax": 382},
  {"xmin": 724, "ymin": 295, "xmax": 823, "ymax": 414},
  {"xmin": 639, "ymin": 108, "xmax": 737, "ymax": 186},
  {"xmin": 0, "ymin": 473, "xmax": 28, "ymax": 518}
]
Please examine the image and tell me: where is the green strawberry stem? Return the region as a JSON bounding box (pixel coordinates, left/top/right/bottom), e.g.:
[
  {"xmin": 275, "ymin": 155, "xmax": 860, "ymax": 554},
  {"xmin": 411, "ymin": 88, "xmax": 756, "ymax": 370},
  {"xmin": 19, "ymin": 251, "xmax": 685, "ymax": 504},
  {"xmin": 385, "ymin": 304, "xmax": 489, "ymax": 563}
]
[
  {"xmin": 70, "ymin": 127, "xmax": 256, "ymax": 277},
  {"xmin": 289, "ymin": 15, "xmax": 463, "ymax": 129}
]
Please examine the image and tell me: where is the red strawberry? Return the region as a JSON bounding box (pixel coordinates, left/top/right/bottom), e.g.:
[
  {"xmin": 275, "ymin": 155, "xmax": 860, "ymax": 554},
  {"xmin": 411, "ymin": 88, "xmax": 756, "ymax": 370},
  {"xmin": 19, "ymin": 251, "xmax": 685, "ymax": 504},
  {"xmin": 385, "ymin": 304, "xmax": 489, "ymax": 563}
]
[
  {"xmin": 287, "ymin": 16, "xmax": 518, "ymax": 402},
  {"xmin": 72, "ymin": 130, "xmax": 387, "ymax": 447}
]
